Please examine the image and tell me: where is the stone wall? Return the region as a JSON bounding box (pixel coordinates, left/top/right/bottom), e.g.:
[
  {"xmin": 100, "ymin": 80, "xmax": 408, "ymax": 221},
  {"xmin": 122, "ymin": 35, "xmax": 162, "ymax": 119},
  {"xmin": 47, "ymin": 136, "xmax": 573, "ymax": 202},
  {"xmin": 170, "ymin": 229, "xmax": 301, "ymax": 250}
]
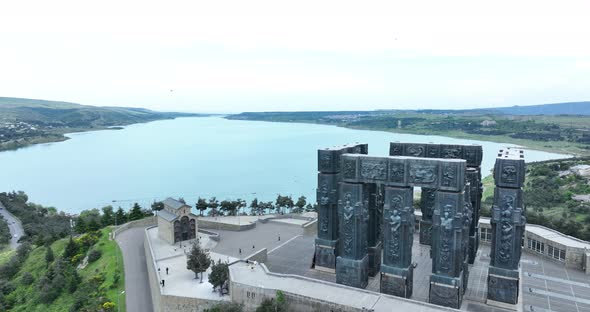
[
  {"xmin": 143, "ymin": 226, "xmax": 224, "ymax": 311},
  {"xmin": 198, "ymin": 229, "xmax": 220, "ymax": 242},
  {"xmin": 245, "ymin": 248, "xmax": 267, "ymax": 263},
  {"xmin": 197, "ymin": 219, "xmax": 257, "ymax": 231},
  {"xmin": 302, "ymin": 219, "xmax": 317, "ymax": 236},
  {"xmin": 113, "ymin": 216, "xmax": 157, "ymax": 239},
  {"xmin": 229, "ymin": 262, "xmax": 457, "ymax": 312},
  {"xmin": 144, "ymin": 225, "xmax": 162, "ymax": 311},
  {"xmin": 585, "ymin": 252, "xmax": 590, "ymax": 274},
  {"xmin": 158, "ymin": 216, "xmax": 174, "ymax": 244},
  {"xmin": 231, "ymin": 281, "xmax": 362, "ymax": 312}
]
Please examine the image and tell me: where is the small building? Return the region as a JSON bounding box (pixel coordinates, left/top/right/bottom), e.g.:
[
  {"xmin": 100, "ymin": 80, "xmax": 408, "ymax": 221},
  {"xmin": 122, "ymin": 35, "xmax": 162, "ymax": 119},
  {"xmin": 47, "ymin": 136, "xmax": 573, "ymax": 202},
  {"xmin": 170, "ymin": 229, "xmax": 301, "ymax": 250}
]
[{"xmin": 157, "ymin": 197, "xmax": 198, "ymax": 244}]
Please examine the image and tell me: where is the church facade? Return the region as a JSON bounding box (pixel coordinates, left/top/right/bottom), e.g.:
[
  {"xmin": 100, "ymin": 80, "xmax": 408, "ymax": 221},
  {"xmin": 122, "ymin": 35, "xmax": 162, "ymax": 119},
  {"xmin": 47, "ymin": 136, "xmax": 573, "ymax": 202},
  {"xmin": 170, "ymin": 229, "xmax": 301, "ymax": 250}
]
[{"xmin": 157, "ymin": 197, "xmax": 198, "ymax": 244}]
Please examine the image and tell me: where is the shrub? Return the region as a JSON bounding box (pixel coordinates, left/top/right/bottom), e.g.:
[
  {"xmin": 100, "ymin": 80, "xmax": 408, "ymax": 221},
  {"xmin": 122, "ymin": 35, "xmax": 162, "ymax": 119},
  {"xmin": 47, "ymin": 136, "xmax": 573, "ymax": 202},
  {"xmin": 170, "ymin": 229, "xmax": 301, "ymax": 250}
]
[
  {"xmin": 20, "ymin": 272, "xmax": 34, "ymax": 286},
  {"xmin": 71, "ymin": 253, "xmax": 85, "ymax": 265},
  {"xmin": 102, "ymin": 301, "xmax": 116, "ymax": 311},
  {"xmin": 87, "ymin": 249, "xmax": 102, "ymax": 263}
]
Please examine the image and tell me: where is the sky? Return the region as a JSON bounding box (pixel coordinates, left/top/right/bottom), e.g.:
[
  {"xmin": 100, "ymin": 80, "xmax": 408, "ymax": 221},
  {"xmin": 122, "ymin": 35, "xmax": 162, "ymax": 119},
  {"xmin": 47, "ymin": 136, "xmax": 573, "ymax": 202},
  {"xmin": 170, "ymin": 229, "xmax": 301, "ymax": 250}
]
[{"xmin": 1, "ymin": 0, "xmax": 589, "ymax": 113}]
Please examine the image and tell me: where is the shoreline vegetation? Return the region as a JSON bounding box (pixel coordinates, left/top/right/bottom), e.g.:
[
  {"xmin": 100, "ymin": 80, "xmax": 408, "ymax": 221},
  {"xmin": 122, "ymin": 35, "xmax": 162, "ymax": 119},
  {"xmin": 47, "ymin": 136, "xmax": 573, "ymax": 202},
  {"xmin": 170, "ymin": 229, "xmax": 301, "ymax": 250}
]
[
  {"xmin": 227, "ymin": 106, "xmax": 590, "ymax": 157},
  {"xmin": 0, "ymin": 97, "xmax": 206, "ymax": 152}
]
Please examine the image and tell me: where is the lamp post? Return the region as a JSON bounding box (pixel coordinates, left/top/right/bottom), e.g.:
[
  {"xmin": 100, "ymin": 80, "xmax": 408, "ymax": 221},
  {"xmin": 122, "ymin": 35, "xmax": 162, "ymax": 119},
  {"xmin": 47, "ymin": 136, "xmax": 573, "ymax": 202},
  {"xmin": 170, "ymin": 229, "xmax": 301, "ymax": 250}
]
[{"xmin": 118, "ymin": 290, "xmax": 125, "ymax": 312}]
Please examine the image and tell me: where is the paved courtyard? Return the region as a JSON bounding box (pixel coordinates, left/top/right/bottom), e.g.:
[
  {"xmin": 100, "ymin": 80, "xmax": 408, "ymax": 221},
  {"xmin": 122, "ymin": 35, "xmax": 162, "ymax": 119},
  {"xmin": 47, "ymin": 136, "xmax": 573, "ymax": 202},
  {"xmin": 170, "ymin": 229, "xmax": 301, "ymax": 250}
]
[{"xmin": 259, "ymin": 227, "xmax": 590, "ymax": 312}]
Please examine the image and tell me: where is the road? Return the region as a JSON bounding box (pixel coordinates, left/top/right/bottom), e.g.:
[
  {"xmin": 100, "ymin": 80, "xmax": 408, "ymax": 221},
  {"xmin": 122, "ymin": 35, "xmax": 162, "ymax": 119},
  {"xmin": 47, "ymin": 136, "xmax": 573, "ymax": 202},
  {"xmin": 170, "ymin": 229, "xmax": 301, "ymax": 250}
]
[
  {"xmin": 115, "ymin": 226, "xmax": 154, "ymax": 312},
  {"xmin": 0, "ymin": 201, "xmax": 24, "ymax": 249}
]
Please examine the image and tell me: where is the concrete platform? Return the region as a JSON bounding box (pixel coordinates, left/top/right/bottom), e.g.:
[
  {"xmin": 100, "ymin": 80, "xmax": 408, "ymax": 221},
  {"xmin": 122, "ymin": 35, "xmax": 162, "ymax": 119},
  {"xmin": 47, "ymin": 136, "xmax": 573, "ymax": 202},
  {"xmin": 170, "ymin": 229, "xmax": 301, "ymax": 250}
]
[
  {"xmin": 263, "ymin": 231, "xmax": 590, "ymax": 312},
  {"xmin": 146, "ymin": 227, "xmax": 236, "ymax": 301}
]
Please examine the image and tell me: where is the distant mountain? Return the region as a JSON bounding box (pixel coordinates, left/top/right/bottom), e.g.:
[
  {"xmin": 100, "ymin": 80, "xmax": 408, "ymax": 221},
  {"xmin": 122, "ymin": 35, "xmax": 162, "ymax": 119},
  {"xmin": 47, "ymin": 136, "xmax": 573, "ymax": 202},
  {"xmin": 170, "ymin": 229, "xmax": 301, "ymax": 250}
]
[
  {"xmin": 479, "ymin": 102, "xmax": 590, "ymax": 115},
  {"xmin": 0, "ymin": 97, "xmax": 201, "ymax": 128}
]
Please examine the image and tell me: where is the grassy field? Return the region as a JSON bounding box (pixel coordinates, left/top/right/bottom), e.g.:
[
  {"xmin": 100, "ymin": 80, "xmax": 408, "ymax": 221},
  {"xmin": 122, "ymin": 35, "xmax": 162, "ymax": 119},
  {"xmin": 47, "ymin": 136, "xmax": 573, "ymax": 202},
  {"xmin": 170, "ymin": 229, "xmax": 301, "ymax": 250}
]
[
  {"xmin": 5, "ymin": 227, "xmax": 125, "ymax": 312},
  {"xmin": 0, "ymin": 247, "xmax": 14, "ymax": 265}
]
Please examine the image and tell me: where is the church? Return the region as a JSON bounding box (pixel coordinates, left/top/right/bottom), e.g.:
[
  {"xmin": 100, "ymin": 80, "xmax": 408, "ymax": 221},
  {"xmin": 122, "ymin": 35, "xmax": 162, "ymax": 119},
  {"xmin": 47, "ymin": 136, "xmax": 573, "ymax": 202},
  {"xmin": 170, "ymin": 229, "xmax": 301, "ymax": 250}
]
[{"xmin": 157, "ymin": 197, "xmax": 198, "ymax": 244}]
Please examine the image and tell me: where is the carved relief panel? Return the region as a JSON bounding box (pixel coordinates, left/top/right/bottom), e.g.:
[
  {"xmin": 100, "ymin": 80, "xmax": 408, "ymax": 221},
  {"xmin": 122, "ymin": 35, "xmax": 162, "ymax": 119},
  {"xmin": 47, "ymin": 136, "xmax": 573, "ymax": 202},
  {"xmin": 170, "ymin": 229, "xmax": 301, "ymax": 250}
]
[{"xmin": 382, "ymin": 186, "xmax": 414, "ymax": 268}]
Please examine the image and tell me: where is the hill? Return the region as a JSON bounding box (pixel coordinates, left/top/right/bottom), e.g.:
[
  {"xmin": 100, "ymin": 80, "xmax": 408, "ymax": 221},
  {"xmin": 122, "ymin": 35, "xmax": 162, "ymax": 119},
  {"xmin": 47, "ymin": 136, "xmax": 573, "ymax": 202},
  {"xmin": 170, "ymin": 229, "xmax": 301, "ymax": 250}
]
[
  {"xmin": 0, "ymin": 97, "xmax": 204, "ymax": 151},
  {"xmin": 0, "ymin": 97, "xmax": 199, "ymax": 127},
  {"xmin": 475, "ymin": 101, "xmax": 590, "ymax": 116},
  {"xmin": 228, "ymin": 103, "xmax": 590, "ymax": 156}
]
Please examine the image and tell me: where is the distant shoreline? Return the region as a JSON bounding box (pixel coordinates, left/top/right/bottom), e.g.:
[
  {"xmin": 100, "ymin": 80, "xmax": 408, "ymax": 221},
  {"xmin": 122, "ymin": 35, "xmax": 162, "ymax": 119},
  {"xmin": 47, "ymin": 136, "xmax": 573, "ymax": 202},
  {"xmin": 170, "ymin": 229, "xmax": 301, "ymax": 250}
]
[{"xmin": 226, "ymin": 115, "xmax": 585, "ymax": 157}]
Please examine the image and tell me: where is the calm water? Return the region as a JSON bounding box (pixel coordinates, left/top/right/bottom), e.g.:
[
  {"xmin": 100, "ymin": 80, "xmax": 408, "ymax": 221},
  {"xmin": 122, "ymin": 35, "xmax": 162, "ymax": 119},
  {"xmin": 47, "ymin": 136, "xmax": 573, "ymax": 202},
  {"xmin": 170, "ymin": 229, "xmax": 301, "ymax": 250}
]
[{"xmin": 0, "ymin": 117, "xmax": 569, "ymax": 214}]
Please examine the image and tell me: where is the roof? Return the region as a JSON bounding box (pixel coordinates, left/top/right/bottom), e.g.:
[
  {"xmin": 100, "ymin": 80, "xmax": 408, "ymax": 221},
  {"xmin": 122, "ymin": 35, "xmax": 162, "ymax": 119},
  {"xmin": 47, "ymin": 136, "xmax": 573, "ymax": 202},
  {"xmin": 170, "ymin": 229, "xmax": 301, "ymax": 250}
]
[
  {"xmin": 480, "ymin": 217, "xmax": 590, "ymax": 249},
  {"xmin": 162, "ymin": 197, "xmax": 189, "ymax": 211},
  {"xmin": 158, "ymin": 209, "xmax": 178, "ymax": 222}
]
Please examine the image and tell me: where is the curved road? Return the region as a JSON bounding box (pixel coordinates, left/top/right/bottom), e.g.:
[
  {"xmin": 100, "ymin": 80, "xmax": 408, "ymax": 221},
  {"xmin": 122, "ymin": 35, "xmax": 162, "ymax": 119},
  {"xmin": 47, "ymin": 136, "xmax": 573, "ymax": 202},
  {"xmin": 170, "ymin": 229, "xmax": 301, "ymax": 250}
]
[
  {"xmin": 115, "ymin": 226, "xmax": 154, "ymax": 312},
  {"xmin": 0, "ymin": 201, "xmax": 24, "ymax": 249}
]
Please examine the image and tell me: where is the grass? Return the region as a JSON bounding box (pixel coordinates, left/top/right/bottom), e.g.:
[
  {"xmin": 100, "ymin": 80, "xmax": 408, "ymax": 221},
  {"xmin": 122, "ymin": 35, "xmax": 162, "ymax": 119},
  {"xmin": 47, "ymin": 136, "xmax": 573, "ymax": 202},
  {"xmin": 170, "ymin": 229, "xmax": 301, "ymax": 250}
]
[
  {"xmin": 6, "ymin": 227, "xmax": 125, "ymax": 312},
  {"xmin": 0, "ymin": 247, "xmax": 14, "ymax": 265},
  {"xmin": 481, "ymin": 174, "xmax": 494, "ymax": 202}
]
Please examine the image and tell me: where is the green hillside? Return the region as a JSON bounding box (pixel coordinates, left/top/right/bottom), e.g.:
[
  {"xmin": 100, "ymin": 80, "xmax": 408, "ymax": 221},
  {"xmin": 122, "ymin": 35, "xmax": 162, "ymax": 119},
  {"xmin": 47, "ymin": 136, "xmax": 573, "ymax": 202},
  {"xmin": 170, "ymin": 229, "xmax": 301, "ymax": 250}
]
[{"xmin": 0, "ymin": 97, "xmax": 203, "ymax": 151}]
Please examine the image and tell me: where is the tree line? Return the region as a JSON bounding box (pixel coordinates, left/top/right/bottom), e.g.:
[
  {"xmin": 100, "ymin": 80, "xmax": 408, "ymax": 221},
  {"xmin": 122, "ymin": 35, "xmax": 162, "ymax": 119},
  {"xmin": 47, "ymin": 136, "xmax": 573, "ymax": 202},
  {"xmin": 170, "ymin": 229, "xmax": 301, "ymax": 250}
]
[{"xmin": 185, "ymin": 194, "xmax": 316, "ymax": 217}]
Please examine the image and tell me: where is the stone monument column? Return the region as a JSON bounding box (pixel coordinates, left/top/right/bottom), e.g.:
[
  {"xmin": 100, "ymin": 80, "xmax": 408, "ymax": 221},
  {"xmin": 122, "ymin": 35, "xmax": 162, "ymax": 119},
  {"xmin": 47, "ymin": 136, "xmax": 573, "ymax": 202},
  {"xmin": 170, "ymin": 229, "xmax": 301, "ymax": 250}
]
[
  {"xmin": 419, "ymin": 188, "xmax": 436, "ymax": 245},
  {"xmin": 487, "ymin": 150, "xmax": 526, "ymax": 305},
  {"xmin": 380, "ymin": 186, "xmax": 415, "ymax": 298},
  {"xmin": 315, "ymin": 144, "xmax": 367, "ymax": 273},
  {"xmin": 366, "ymin": 183, "xmax": 383, "ymax": 277},
  {"xmin": 429, "ymin": 159, "xmax": 467, "ymax": 309},
  {"xmin": 336, "ymin": 182, "xmax": 369, "ymax": 288},
  {"xmin": 464, "ymin": 144, "xmax": 483, "ymax": 264},
  {"xmin": 461, "ymin": 183, "xmax": 473, "ymax": 294},
  {"xmin": 429, "ymin": 191, "xmax": 465, "ymax": 309},
  {"xmin": 466, "ymin": 168, "xmax": 482, "ymax": 263}
]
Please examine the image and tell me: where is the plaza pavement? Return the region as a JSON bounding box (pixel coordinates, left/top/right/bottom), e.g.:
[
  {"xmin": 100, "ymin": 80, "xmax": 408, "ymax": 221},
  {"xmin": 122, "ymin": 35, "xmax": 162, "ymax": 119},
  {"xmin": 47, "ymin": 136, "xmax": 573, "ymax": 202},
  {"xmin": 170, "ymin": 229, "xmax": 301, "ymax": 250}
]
[
  {"xmin": 264, "ymin": 230, "xmax": 590, "ymax": 312},
  {"xmin": 118, "ymin": 218, "xmax": 590, "ymax": 312}
]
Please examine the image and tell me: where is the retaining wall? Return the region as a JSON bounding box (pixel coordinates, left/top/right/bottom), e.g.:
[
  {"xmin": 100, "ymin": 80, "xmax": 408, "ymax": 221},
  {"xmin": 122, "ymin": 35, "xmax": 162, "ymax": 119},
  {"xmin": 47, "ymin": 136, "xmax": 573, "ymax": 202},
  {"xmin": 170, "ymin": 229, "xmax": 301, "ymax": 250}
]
[
  {"xmin": 197, "ymin": 219, "xmax": 256, "ymax": 232},
  {"xmin": 143, "ymin": 226, "xmax": 223, "ymax": 311},
  {"xmin": 245, "ymin": 248, "xmax": 267, "ymax": 263},
  {"xmin": 113, "ymin": 216, "xmax": 157, "ymax": 239},
  {"xmin": 198, "ymin": 229, "xmax": 220, "ymax": 242},
  {"xmin": 302, "ymin": 219, "xmax": 317, "ymax": 236}
]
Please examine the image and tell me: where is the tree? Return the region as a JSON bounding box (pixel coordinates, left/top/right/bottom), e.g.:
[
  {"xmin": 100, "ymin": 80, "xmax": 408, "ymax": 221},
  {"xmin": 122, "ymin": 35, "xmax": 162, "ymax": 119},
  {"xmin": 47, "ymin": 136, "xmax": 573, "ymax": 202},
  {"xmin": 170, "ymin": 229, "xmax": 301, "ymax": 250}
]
[
  {"xmin": 187, "ymin": 240, "xmax": 211, "ymax": 283},
  {"xmin": 128, "ymin": 203, "xmax": 144, "ymax": 221},
  {"xmin": 74, "ymin": 217, "xmax": 87, "ymax": 234},
  {"xmin": 295, "ymin": 196, "xmax": 307, "ymax": 213},
  {"xmin": 220, "ymin": 200, "xmax": 232, "ymax": 216},
  {"xmin": 63, "ymin": 237, "xmax": 78, "ymax": 261},
  {"xmin": 115, "ymin": 207, "xmax": 127, "ymax": 225},
  {"xmin": 208, "ymin": 197, "xmax": 219, "ymax": 217},
  {"xmin": 275, "ymin": 195, "xmax": 294, "ymax": 214},
  {"xmin": 208, "ymin": 259, "xmax": 229, "ymax": 295},
  {"xmin": 196, "ymin": 198, "xmax": 208, "ymax": 216},
  {"xmin": 151, "ymin": 201, "xmax": 164, "ymax": 215},
  {"xmin": 264, "ymin": 201, "xmax": 275, "ymax": 215},
  {"xmin": 255, "ymin": 290, "xmax": 287, "ymax": 312},
  {"xmin": 207, "ymin": 302, "xmax": 244, "ymax": 312},
  {"xmin": 45, "ymin": 245, "xmax": 55, "ymax": 265},
  {"xmin": 87, "ymin": 219, "xmax": 101, "ymax": 232},
  {"xmin": 250, "ymin": 198, "xmax": 260, "ymax": 215},
  {"xmin": 101, "ymin": 206, "xmax": 115, "ymax": 226}
]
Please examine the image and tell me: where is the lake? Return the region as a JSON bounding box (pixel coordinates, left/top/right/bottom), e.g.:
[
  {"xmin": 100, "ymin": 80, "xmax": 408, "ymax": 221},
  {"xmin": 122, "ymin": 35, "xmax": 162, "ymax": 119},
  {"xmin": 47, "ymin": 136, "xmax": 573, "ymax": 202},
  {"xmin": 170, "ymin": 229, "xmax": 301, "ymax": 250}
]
[{"xmin": 0, "ymin": 117, "xmax": 569, "ymax": 214}]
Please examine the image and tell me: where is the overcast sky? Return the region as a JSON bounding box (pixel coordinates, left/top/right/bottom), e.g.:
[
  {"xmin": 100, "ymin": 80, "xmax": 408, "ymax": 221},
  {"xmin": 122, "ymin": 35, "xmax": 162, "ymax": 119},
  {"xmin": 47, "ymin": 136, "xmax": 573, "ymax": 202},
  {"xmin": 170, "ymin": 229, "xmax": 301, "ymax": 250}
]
[{"xmin": 1, "ymin": 0, "xmax": 589, "ymax": 113}]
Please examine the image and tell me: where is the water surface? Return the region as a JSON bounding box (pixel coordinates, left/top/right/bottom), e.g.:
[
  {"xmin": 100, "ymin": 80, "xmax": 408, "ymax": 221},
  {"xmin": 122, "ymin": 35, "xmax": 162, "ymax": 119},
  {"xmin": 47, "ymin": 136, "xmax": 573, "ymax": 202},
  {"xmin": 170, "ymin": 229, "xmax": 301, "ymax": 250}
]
[{"xmin": 0, "ymin": 117, "xmax": 568, "ymax": 213}]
